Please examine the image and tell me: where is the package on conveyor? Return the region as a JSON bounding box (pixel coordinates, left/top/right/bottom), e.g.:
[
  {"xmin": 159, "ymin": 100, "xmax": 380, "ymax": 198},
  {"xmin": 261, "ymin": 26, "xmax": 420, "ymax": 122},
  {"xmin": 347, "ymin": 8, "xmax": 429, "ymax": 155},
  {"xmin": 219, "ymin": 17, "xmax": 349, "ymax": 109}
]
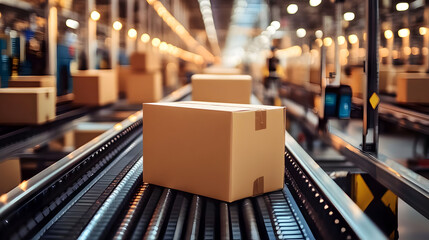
[
  {"xmin": 202, "ymin": 67, "xmax": 242, "ymax": 75},
  {"xmin": 126, "ymin": 71, "xmax": 162, "ymax": 104},
  {"xmin": 129, "ymin": 52, "xmax": 161, "ymax": 72},
  {"xmin": 8, "ymin": 75, "xmax": 56, "ymax": 89},
  {"xmin": 72, "ymin": 69, "xmax": 118, "ymax": 106},
  {"xmin": 143, "ymin": 101, "xmax": 285, "ymax": 202},
  {"xmin": 396, "ymin": 73, "xmax": 429, "ymax": 103},
  {"xmin": 0, "ymin": 87, "xmax": 55, "ymax": 125},
  {"xmin": 0, "ymin": 159, "xmax": 21, "ymax": 195},
  {"xmin": 117, "ymin": 65, "xmax": 131, "ymax": 95},
  {"xmin": 191, "ymin": 74, "xmax": 252, "ymax": 104}
]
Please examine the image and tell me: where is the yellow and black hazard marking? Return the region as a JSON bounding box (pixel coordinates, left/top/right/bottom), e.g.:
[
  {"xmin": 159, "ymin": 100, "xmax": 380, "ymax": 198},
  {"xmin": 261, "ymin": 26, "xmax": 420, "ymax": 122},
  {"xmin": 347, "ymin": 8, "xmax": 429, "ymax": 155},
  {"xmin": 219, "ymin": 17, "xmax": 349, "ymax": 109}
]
[{"xmin": 351, "ymin": 174, "xmax": 398, "ymax": 240}]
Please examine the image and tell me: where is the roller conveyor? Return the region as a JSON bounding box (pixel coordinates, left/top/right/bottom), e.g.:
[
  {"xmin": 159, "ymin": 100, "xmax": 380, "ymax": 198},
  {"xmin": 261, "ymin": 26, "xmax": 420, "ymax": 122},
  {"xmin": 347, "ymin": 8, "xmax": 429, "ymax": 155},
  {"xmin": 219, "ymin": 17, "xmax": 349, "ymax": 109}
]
[{"xmin": 0, "ymin": 86, "xmax": 385, "ymax": 240}]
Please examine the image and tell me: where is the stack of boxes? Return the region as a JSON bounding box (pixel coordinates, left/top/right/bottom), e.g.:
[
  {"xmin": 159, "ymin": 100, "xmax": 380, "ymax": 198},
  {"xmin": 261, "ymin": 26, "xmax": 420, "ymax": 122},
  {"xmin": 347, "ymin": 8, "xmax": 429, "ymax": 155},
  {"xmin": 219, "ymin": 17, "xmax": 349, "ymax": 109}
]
[{"xmin": 125, "ymin": 52, "xmax": 162, "ymax": 104}]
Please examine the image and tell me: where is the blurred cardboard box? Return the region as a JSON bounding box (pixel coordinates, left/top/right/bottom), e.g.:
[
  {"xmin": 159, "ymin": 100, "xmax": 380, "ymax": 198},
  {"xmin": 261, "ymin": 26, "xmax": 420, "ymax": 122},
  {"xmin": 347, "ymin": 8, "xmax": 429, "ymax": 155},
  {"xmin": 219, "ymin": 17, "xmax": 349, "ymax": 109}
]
[
  {"xmin": 8, "ymin": 75, "xmax": 56, "ymax": 89},
  {"xmin": 72, "ymin": 70, "xmax": 118, "ymax": 106},
  {"xmin": 143, "ymin": 101, "xmax": 285, "ymax": 202},
  {"xmin": 130, "ymin": 52, "xmax": 147, "ymax": 72},
  {"xmin": 192, "ymin": 74, "xmax": 252, "ymax": 104},
  {"xmin": 203, "ymin": 67, "xmax": 242, "ymax": 75},
  {"xmin": 0, "ymin": 159, "xmax": 21, "ymax": 195},
  {"xmin": 74, "ymin": 122, "xmax": 115, "ymax": 148},
  {"xmin": 126, "ymin": 71, "xmax": 162, "ymax": 104},
  {"xmin": 0, "ymin": 87, "xmax": 55, "ymax": 125},
  {"xmin": 396, "ymin": 73, "xmax": 429, "ymax": 103},
  {"xmin": 117, "ymin": 66, "xmax": 130, "ymax": 94}
]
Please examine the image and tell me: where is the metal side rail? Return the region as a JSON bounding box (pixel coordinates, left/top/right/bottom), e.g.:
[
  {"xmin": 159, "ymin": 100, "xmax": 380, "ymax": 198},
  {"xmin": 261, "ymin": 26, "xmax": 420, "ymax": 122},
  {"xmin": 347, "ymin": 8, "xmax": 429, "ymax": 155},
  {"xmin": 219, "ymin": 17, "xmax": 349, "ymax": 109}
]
[{"xmin": 0, "ymin": 111, "xmax": 143, "ymax": 239}]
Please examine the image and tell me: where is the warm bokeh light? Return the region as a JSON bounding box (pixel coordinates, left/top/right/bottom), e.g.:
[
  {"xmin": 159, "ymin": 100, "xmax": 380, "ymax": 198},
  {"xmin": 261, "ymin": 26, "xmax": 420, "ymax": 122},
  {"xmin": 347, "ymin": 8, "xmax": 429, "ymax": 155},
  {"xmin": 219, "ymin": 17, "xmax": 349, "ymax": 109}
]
[
  {"xmin": 315, "ymin": 38, "xmax": 323, "ymax": 47},
  {"xmin": 392, "ymin": 50, "xmax": 399, "ymax": 59},
  {"xmin": 404, "ymin": 46, "xmax": 411, "ymax": 56},
  {"xmin": 128, "ymin": 28, "xmax": 137, "ymax": 38},
  {"xmin": 338, "ymin": 36, "xmax": 346, "ymax": 45},
  {"xmin": 296, "ymin": 28, "xmax": 306, "ymax": 38},
  {"xmin": 323, "ymin": 37, "xmax": 333, "ymax": 47},
  {"xmin": 396, "ymin": 2, "xmax": 409, "ymax": 11},
  {"xmin": 340, "ymin": 49, "xmax": 349, "ymax": 57},
  {"xmin": 398, "ymin": 28, "xmax": 410, "ymax": 38},
  {"xmin": 384, "ymin": 30, "xmax": 393, "ymax": 39},
  {"xmin": 159, "ymin": 41, "xmax": 168, "ymax": 52},
  {"xmin": 419, "ymin": 27, "xmax": 427, "ymax": 35},
  {"xmin": 380, "ymin": 48, "xmax": 389, "ymax": 58},
  {"xmin": 141, "ymin": 33, "xmax": 150, "ymax": 43},
  {"xmin": 90, "ymin": 11, "xmax": 100, "ymax": 21},
  {"xmin": 315, "ymin": 30, "xmax": 323, "ymax": 39},
  {"xmin": 411, "ymin": 47, "xmax": 420, "ymax": 55},
  {"xmin": 423, "ymin": 47, "xmax": 428, "ymax": 55},
  {"xmin": 287, "ymin": 4, "xmax": 298, "ymax": 14},
  {"xmin": 152, "ymin": 37, "xmax": 161, "ymax": 47},
  {"xmin": 113, "ymin": 21, "xmax": 122, "ymax": 31},
  {"xmin": 309, "ymin": 0, "xmax": 322, "ymax": 7},
  {"xmin": 66, "ymin": 19, "xmax": 79, "ymax": 29},
  {"xmin": 270, "ymin": 21, "xmax": 281, "ymax": 30},
  {"xmin": 348, "ymin": 34, "xmax": 358, "ymax": 44},
  {"xmin": 343, "ymin": 12, "xmax": 355, "ymax": 21}
]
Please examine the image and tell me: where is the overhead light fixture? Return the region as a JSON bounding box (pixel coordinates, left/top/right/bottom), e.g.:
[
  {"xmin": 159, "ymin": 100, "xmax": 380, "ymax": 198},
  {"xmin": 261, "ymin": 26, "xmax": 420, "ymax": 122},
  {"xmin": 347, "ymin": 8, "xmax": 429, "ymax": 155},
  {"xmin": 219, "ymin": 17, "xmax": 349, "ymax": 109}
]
[
  {"xmin": 296, "ymin": 28, "xmax": 306, "ymax": 38},
  {"xmin": 384, "ymin": 30, "xmax": 393, "ymax": 39},
  {"xmin": 270, "ymin": 21, "xmax": 281, "ymax": 30},
  {"xmin": 309, "ymin": 0, "xmax": 322, "ymax": 7},
  {"xmin": 198, "ymin": 0, "xmax": 220, "ymax": 56},
  {"xmin": 113, "ymin": 21, "xmax": 122, "ymax": 31},
  {"xmin": 315, "ymin": 30, "xmax": 323, "ymax": 39},
  {"xmin": 141, "ymin": 33, "xmax": 150, "ymax": 43},
  {"xmin": 152, "ymin": 37, "xmax": 161, "ymax": 47},
  {"xmin": 338, "ymin": 36, "xmax": 346, "ymax": 45},
  {"xmin": 287, "ymin": 4, "xmax": 298, "ymax": 14},
  {"xmin": 66, "ymin": 19, "xmax": 79, "ymax": 29},
  {"xmin": 343, "ymin": 12, "xmax": 355, "ymax": 21},
  {"xmin": 398, "ymin": 28, "xmax": 410, "ymax": 38},
  {"xmin": 90, "ymin": 11, "xmax": 100, "ymax": 21},
  {"xmin": 348, "ymin": 34, "xmax": 358, "ymax": 44},
  {"xmin": 396, "ymin": 2, "xmax": 409, "ymax": 11},
  {"xmin": 419, "ymin": 27, "xmax": 427, "ymax": 35},
  {"xmin": 323, "ymin": 37, "xmax": 333, "ymax": 46},
  {"xmin": 128, "ymin": 28, "xmax": 137, "ymax": 38}
]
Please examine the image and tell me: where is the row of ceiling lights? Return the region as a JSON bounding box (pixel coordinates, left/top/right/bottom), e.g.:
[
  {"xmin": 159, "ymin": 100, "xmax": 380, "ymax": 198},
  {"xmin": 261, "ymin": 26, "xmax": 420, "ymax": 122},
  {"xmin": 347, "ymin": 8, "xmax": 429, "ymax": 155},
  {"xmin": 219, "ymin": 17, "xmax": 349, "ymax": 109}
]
[{"xmin": 198, "ymin": 0, "xmax": 220, "ymax": 56}]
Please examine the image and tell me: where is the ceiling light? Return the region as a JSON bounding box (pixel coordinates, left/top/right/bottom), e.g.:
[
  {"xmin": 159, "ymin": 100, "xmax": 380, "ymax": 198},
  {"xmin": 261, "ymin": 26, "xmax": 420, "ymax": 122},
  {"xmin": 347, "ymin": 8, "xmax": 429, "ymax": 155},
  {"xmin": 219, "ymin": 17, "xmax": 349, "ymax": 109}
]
[
  {"xmin": 66, "ymin": 19, "xmax": 79, "ymax": 29},
  {"xmin": 128, "ymin": 28, "xmax": 137, "ymax": 38},
  {"xmin": 348, "ymin": 34, "xmax": 358, "ymax": 44},
  {"xmin": 270, "ymin": 21, "xmax": 281, "ymax": 30},
  {"xmin": 141, "ymin": 33, "xmax": 150, "ymax": 43},
  {"xmin": 90, "ymin": 11, "xmax": 100, "ymax": 21},
  {"xmin": 324, "ymin": 37, "xmax": 333, "ymax": 46},
  {"xmin": 287, "ymin": 4, "xmax": 298, "ymax": 14},
  {"xmin": 398, "ymin": 28, "xmax": 410, "ymax": 38},
  {"xmin": 113, "ymin": 21, "xmax": 122, "ymax": 31},
  {"xmin": 396, "ymin": 2, "xmax": 409, "ymax": 11},
  {"xmin": 338, "ymin": 36, "xmax": 345, "ymax": 45},
  {"xmin": 384, "ymin": 30, "xmax": 393, "ymax": 39},
  {"xmin": 419, "ymin": 27, "xmax": 427, "ymax": 35},
  {"xmin": 152, "ymin": 37, "xmax": 161, "ymax": 47},
  {"xmin": 309, "ymin": 0, "xmax": 322, "ymax": 7},
  {"xmin": 343, "ymin": 12, "xmax": 355, "ymax": 21},
  {"xmin": 315, "ymin": 30, "xmax": 323, "ymax": 39},
  {"xmin": 296, "ymin": 28, "xmax": 306, "ymax": 38}
]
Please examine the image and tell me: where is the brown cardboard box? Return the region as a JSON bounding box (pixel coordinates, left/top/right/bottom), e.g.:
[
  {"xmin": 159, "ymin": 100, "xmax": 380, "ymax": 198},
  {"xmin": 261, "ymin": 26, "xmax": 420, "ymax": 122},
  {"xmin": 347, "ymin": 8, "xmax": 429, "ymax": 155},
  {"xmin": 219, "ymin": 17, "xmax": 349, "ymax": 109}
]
[
  {"xmin": 203, "ymin": 67, "xmax": 242, "ymax": 75},
  {"xmin": 130, "ymin": 52, "xmax": 147, "ymax": 71},
  {"xmin": 143, "ymin": 101, "xmax": 285, "ymax": 202},
  {"xmin": 0, "ymin": 87, "xmax": 55, "ymax": 125},
  {"xmin": 74, "ymin": 122, "xmax": 115, "ymax": 148},
  {"xmin": 72, "ymin": 70, "xmax": 118, "ymax": 106},
  {"xmin": 0, "ymin": 158, "xmax": 21, "ymax": 195},
  {"xmin": 117, "ymin": 66, "xmax": 131, "ymax": 94},
  {"xmin": 8, "ymin": 75, "xmax": 56, "ymax": 89},
  {"xmin": 191, "ymin": 74, "xmax": 252, "ymax": 104},
  {"xmin": 396, "ymin": 73, "xmax": 429, "ymax": 103},
  {"xmin": 126, "ymin": 71, "xmax": 162, "ymax": 104}
]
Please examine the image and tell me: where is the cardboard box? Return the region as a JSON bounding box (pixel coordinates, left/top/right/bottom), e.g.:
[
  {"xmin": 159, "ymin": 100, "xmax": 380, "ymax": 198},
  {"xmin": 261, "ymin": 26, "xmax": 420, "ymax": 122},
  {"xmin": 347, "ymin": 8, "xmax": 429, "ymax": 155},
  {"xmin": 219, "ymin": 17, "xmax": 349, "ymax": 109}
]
[
  {"xmin": 72, "ymin": 70, "xmax": 118, "ymax": 106},
  {"xmin": 130, "ymin": 52, "xmax": 147, "ymax": 72},
  {"xmin": 203, "ymin": 67, "xmax": 242, "ymax": 75},
  {"xmin": 0, "ymin": 87, "xmax": 55, "ymax": 125},
  {"xmin": 126, "ymin": 71, "xmax": 162, "ymax": 104},
  {"xmin": 396, "ymin": 73, "xmax": 429, "ymax": 103},
  {"xmin": 143, "ymin": 101, "xmax": 285, "ymax": 202},
  {"xmin": 0, "ymin": 159, "xmax": 21, "ymax": 195},
  {"xmin": 74, "ymin": 122, "xmax": 115, "ymax": 148},
  {"xmin": 117, "ymin": 66, "xmax": 131, "ymax": 94},
  {"xmin": 192, "ymin": 74, "xmax": 252, "ymax": 104},
  {"xmin": 8, "ymin": 75, "xmax": 56, "ymax": 89}
]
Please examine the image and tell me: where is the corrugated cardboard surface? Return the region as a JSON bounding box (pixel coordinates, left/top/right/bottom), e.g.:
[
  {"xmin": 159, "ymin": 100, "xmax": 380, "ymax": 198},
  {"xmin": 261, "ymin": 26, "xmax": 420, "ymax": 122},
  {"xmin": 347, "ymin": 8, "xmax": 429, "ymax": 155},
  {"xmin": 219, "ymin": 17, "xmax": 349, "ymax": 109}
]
[
  {"xmin": 126, "ymin": 71, "xmax": 162, "ymax": 104},
  {"xmin": 0, "ymin": 87, "xmax": 55, "ymax": 125},
  {"xmin": 72, "ymin": 70, "xmax": 118, "ymax": 106},
  {"xmin": 192, "ymin": 74, "xmax": 252, "ymax": 104},
  {"xmin": 143, "ymin": 101, "xmax": 285, "ymax": 202},
  {"xmin": 396, "ymin": 73, "xmax": 429, "ymax": 103},
  {"xmin": 9, "ymin": 75, "xmax": 56, "ymax": 88}
]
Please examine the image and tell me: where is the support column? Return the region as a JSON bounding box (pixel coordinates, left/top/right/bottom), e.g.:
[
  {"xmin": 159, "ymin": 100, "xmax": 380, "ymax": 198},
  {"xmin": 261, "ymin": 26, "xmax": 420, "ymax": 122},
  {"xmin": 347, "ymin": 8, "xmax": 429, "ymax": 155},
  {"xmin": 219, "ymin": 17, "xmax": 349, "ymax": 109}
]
[
  {"xmin": 126, "ymin": 0, "xmax": 136, "ymax": 55},
  {"xmin": 46, "ymin": 0, "xmax": 57, "ymax": 75},
  {"xmin": 87, "ymin": 0, "xmax": 97, "ymax": 70},
  {"xmin": 111, "ymin": 0, "xmax": 119, "ymax": 68}
]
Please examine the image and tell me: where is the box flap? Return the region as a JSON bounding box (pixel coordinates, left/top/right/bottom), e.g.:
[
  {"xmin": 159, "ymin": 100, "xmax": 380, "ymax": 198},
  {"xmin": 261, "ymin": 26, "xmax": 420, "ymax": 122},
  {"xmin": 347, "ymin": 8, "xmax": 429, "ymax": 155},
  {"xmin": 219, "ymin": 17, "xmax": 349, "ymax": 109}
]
[{"xmin": 145, "ymin": 101, "xmax": 283, "ymax": 113}]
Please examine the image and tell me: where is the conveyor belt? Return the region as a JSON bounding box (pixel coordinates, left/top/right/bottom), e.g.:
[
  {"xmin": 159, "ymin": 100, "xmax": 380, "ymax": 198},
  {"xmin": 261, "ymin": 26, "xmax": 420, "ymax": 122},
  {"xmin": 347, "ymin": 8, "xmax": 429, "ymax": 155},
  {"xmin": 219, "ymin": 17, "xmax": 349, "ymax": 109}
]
[{"xmin": 0, "ymin": 85, "xmax": 385, "ymax": 240}]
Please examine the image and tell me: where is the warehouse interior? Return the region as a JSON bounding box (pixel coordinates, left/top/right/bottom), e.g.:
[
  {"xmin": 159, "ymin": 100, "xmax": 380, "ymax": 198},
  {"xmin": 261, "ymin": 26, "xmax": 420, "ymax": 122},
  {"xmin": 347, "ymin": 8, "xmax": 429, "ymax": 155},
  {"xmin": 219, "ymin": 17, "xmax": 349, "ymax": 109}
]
[{"xmin": 0, "ymin": 0, "xmax": 428, "ymax": 239}]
